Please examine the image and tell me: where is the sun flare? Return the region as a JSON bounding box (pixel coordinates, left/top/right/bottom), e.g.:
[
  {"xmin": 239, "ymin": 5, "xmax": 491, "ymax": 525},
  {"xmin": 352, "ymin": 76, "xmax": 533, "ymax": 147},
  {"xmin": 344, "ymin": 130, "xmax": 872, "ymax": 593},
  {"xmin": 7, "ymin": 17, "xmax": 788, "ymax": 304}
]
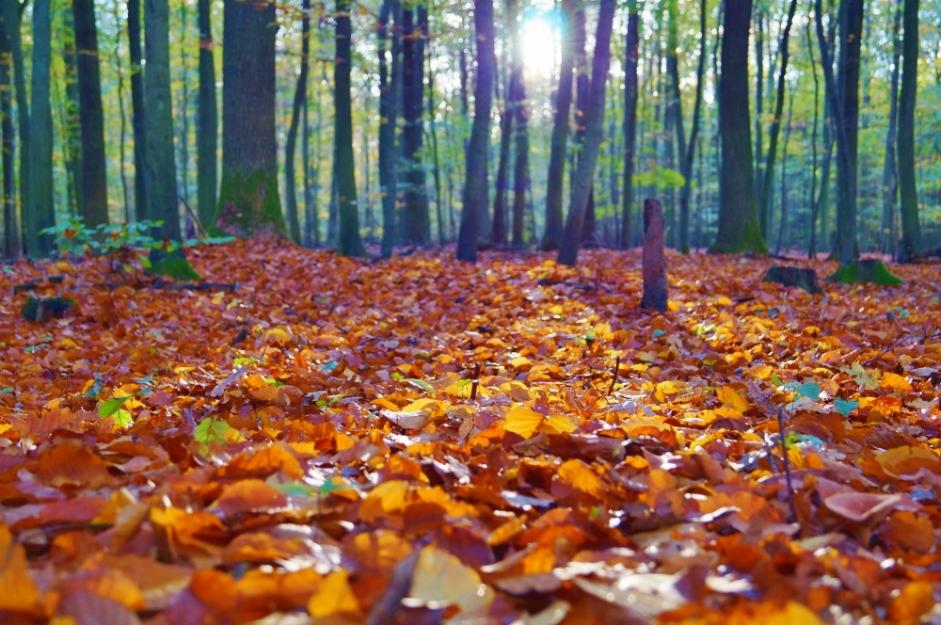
[{"xmin": 520, "ymin": 16, "xmax": 558, "ymax": 81}]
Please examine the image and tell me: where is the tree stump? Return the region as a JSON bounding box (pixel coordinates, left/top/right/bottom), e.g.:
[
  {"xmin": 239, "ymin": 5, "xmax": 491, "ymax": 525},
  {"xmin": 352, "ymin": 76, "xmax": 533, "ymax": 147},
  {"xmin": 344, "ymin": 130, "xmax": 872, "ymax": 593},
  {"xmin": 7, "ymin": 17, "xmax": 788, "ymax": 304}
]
[
  {"xmin": 828, "ymin": 259, "xmax": 903, "ymax": 286},
  {"xmin": 763, "ymin": 266, "xmax": 821, "ymax": 294},
  {"xmin": 641, "ymin": 199, "xmax": 668, "ymax": 312}
]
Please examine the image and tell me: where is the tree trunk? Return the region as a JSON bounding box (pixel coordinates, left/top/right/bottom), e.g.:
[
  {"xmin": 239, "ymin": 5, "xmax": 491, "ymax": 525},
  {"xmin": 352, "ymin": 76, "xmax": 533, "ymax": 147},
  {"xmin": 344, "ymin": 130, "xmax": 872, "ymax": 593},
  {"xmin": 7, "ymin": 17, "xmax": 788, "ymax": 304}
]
[
  {"xmin": 426, "ymin": 43, "xmax": 445, "ymax": 245},
  {"xmin": 284, "ymin": 0, "xmax": 311, "ymax": 244},
  {"xmin": 128, "ymin": 0, "xmax": 147, "ymax": 221},
  {"xmin": 492, "ymin": 63, "xmax": 512, "ymax": 247},
  {"xmin": 27, "ymin": 0, "xmax": 55, "ymax": 255},
  {"xmin": 378, "ymin": 0, "xmax": 401, "ymax": 256},
  {"xmin": 896, "ymin": 0, "xmax": 920, "ymax": 261},
  {"xmin": 620, "ymin": 1, "xmax": 639, "ymax": 249},
  {"xmin": 774, "ymin": 90, "xmax": 794, "ymax": 253},
  {"xmin": 217, "ymin": 0, "xmax": 283, "ymax": 236},
  {"xmin": 757, "ymin": 0, "xmax": 799, "ymax": 242},
  {"xmin": 641, "ymin": 199, "xmax": 668, "ymax": 312},
  {"xmin": 753, "ymin": 9, "xmax": 764, "ymax": 209},
  {"xmin": 111, "ymin": 0, "xmax": 131, "ymax": 222},
  {"xmin": 0, "ymin": 8, "xmax": 19, "ymax": 257},
  {"xmin": 456, "ymin": 0, "xmax": 495, "ymax": 262},
  {"xmin": 712, "ymin": 0, "xmax": 765, "ymax": 254},
  {"xmin": 507, "ymin": 0, "xmax": 529, "ymax": 248},
  {"xmin": 806, "ymin": 20, "xmax": 821, "ymax": 258},
  {"xmin": 671, "ymin": 0, "xmax": 706, "ymax": 253},
  {"xmin": 557, "ymin": 0, "xmax": 617, "ymax": 266},
  {"xmin": 3, "ymin": 3, "xmax": 28, "ymax": 236},
  {"xmin": 176, "ymin": 1, "xmax": 191, "ymax": 210},
  {"xmin": 401, "ymin": 6, "xmax": 429, "ymax": 246},
  {"xmin": 196, "ymin": 0, "xmax": 217, "ymax": 231},
  {"xmin": 73, "ymin": 0, "xmax": 109, "ymax": 226},
  {"xmin": 61, "ymin": 9, "xmax": 82, "ymax": 217},
  {"xmin": 880, "ymin": 1, "xmax": 902, "ymax": 255},
  {"xmin": 334, "ymin": 0, "xmax": 365, "ymax": 256},
  {"xmin": 541, "ymin": 0, "xmax": 575, "ymax": 251},
  {"xmin": 143, "ymin": 0, "xmax": 179, "ymax": 241}
]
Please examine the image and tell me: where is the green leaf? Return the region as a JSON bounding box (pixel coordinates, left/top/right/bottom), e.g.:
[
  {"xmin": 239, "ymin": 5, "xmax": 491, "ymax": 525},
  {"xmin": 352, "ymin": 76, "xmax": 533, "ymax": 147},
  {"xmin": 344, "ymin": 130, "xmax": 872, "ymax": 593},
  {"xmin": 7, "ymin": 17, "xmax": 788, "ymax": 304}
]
[
  {"xmin": 0, "ymin": 386, "xmax": 13, "ymax": 395},
  {"xmin": 111, "ymin": 408, "xmax": 134, "ymax": 429},
  {"xmin": 833, "ymin": 397, "xmax": 859, "ymax": 416},
  {"xmin": 273, "ymin": 481, "xmax": 316, "ymax": 497},
  {"xmin": 770, "ymin": 372, "xmax": 784, "ymax": 388},
  {"xmin": 404, "ymin": 378, "xmax": 434, "ymax": 393},
  {"xmin": 99, "ymin": 395, "xmax": 131, "ymax": 418},
  {"xmin": 148, "ymin": 249, "xmax": 202, "ymax": 281},
  {"xmin": 194, "ymin": 417, "xmax": 240, "ymax": 448}
]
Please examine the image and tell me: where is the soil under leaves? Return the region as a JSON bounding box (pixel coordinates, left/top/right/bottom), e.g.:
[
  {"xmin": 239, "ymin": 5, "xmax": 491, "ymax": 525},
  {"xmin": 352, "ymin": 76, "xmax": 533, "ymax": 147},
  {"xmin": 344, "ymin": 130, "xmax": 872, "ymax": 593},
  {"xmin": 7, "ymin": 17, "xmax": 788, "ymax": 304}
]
[{"xmin": 1, "ymin": 239, "xmax": 940, "ymax": 624}]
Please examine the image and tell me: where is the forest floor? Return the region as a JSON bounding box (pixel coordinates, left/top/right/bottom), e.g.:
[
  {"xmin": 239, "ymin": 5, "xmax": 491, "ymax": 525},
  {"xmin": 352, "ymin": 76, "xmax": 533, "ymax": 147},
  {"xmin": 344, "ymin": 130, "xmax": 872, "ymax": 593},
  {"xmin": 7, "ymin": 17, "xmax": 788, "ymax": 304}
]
[{"xmin": 1, "ymin": 239, "xmax": 940, "ymax": 624}]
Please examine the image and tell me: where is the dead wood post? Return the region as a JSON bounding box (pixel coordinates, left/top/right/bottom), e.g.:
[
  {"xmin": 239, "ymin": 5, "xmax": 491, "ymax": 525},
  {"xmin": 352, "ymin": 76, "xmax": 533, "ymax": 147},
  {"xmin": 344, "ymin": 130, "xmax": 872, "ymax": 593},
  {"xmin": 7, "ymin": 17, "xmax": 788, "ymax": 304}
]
[{"xmin": 641, "ymin": 198, "xmax": 668, "ymax": 311}]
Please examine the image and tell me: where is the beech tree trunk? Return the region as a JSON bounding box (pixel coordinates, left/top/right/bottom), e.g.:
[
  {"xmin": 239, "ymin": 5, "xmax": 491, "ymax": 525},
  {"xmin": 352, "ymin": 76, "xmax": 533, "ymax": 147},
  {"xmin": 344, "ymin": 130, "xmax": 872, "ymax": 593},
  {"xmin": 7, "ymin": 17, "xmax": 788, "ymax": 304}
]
[
  {"xmin": 541, "ymin": 0, "xmax": 575, "ymax": 251},
  {"xmin": 284, "ymin": 0, "xmax": 311, "ymax": 244},
  {"xmin": 217, "ymin": 0, "xmax": 283, "ymax": 236},
  {"xmin": 129, "ymin": 0, "xmax": 147, "ymax": 221},
  {"xmin": 378, "ymin": 0, "xmax": 401, "ymax": 256},
  {"xmin": 0, "ymin": 8, "xmax": 18, "ymax": 256},
  {"xmin": 28, "ymin": 0, "xmax": 54, "ymax": 256},
  {"xmin": 143, "ymin": 0, "xmax": 180, "ymax": 241},
  {"xmin": 400, "ymin": 6, "xmax": 429, "ymax": 245},
  {"xmin": 196, "ymin": 0, "xmax": 217, "ymax": 230},
  {"xmin": 896, "ymin": 0, "xmax": 920, "ymax": 261},
  {"xmin": 712, "ymin": 0, "xmax": 765, "ymax": 254},
  {"xmin": 456, "ymin": 0, "xmax": 495, "ymax": 262},
  {"xmin": 557, "ymin": 0, "xmax": 616, "ymax": 266},
  {"xmin": 333, "ymin": 0, "xmax": 365, "ymax": 256},
  {"xmin": 620, "ymin": 1, "xmax": 639, "ymax": 249},
  {"xmin": 73, "ymin": 0, "xmax": 109, "ymax": 226}
]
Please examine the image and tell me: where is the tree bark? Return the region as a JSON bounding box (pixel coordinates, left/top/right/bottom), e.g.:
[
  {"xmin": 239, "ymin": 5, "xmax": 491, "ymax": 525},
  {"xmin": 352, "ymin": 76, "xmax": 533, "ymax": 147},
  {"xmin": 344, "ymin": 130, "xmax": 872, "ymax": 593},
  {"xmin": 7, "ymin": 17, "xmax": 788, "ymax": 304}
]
[
  {"xmin": 758, "ymin": 0, "xmax": 799, "ymax": 243},
  {"xmin": 217, "ymin": 0, "xmax": 283, "ymax": 236},
  {"xmin": 27, "ymin": 0, "xmax": 55, "ymax": 255},
  {"xmin": 3, "ymin": 2, "xmax": 28, "ymax": 237},
  {"xmin": 507, "ymin": 0, "xmax": 529, "ymax": 248},
  {"xmin": 73, "ymin": 0, "xmax": 109, "ymax": 226},
  {"xmin": 456, "ymin": 0, "xmax": 495, "ymax": 262},
  {"xmin": 378, "ymin": 0, "xmax": 401, "ymax": 256},
  {"xmin": 712, "ymin": 0, "xmax": 765, "ymax": 254},
  {"xmin": 557, "ymin": 0, "xmax": 617, "ymax": 266},
  {"xmin": 641, "ymin": 199, "xmax": 668, "ymax": 312},
  {"xmin": 143, "ymin": 0, "xmax": 180, "ymax": 241},
  {"xmin": 492, "ymin": 61, "xmax": 512, "ymax": 247},
  {"xmin": 284, "ymin": 0, "xmax": 311, "ymax": 244},
  {"xmin": 128, "ymin": 0, "xmax": 147, "ymax": 221},
  {"xmin": 620, "ymin": 1, "xmax": 639, "ymax": 249},
  {"xmin": 896, "ymin": 0, "xmax": 920, "ymax": 261},
  {"xmin": 196, "ymin": 0, "xmax": 217, "ymax": 231},
  {"xmin": 333, "ymin": 0, "xmax": 365, "ymax": 256},
  {"xmin": 400, "ymin": 5, "xmax": 429, "ymax": 245},
  {"xmin": 541, "ymin": 0, "xmax": 575, "ymax": 251},
  {"xmin": 0, "ymin": 8, "xmax": 19, "ymax": 256},
  {"xmin": 880, "ymin": 0, "xmax": 902, "ymax": 255}
]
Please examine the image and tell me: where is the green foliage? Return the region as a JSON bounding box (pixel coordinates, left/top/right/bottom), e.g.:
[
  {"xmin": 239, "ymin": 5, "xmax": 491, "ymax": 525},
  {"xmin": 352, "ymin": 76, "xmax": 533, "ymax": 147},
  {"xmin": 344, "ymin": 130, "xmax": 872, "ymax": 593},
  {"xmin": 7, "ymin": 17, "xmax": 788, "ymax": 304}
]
[
  {"xmin": 833, "ymin": 397, "xmax": 859, "ymax": 416},
  {"xmin": 193, "ymin": 417, "xmax": 242, "ymax": 451},
  {"xmin": 635, "ymin": 166, "xmax": 686, "ymax": 190}
]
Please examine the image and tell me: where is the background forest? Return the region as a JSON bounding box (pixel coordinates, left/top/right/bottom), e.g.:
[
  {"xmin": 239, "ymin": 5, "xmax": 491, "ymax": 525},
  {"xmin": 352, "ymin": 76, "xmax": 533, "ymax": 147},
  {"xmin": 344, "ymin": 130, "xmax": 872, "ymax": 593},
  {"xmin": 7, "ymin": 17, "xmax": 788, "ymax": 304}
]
[{"xmin": 0, "ymin": 0, "xmax": 939, "ymax": 263}]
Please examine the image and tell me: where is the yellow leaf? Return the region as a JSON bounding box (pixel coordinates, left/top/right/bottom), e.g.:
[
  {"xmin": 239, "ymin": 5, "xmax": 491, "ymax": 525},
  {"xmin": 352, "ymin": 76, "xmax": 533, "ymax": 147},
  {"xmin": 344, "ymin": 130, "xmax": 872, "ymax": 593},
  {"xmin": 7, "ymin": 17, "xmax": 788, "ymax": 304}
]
[
  {"xmin": 540, "ymin": 413, "xmax": 577, "ymax": 435},
  {"xmin": 557, "ymin": 459, "xmax": 605, "ymax": 498},
  {"xmin": 504, "ymin": 405, "xmax": 545, "ymax": 439},
  {"xmin": 359, "ymin": 480, "xmax": 409, "ymax": 522},
  {"xmin": 409, "ymin": 546, "xmax": 494, "ymax": 615},
  {"xmin": 308, "ymin": 570, "xmax": 359, "ymax": 618},
  {"xmin": 716, "ymin": 385, "xmax": 749, "ymax": 412},
  {"xmin": 880, "ymin": 371, "xmax": 912, "ymax": 393},
  {"xmin": 876, "ymin": 446, "xmax": 941, "ymax": 477},
  {"xmin": 888, "ymin": 581, "xmax": 935, "ymax": 625},
  {"xmin": 654, "ymin": 380, "xmax": 683, "ymax": 402}
]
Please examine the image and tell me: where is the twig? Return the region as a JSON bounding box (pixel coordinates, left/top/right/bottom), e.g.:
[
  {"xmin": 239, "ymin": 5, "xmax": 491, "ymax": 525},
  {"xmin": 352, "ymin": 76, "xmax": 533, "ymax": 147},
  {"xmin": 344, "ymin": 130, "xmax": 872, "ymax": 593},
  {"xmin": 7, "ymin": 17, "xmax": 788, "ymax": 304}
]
[
  {"xmin": 607, "ymin": 356, "xmax": 621, "ymax": 396},
  {"xmin": 775, "ymin": 405, "xmax": 799, "ymax": 524},
  {"xmin": 470, "ymin": 363, "xmax": 481, "ymax": 401}
]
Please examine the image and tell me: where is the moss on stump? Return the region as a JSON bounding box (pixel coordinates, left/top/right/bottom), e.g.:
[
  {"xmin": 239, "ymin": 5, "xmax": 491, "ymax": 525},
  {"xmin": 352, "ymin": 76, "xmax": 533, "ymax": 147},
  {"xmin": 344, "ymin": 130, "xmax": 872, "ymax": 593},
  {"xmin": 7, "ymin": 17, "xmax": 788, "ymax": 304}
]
[{"xmin": 827, "ymin": 259, "xmax": 902, "ymax": 286}]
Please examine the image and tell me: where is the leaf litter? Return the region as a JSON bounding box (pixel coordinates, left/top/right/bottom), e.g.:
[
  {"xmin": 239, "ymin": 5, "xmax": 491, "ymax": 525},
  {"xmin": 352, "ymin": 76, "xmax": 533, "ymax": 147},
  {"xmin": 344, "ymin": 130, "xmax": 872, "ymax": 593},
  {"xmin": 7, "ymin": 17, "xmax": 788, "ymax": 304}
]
[{"xmin": 1, "ymin": 240, "xmax": 940, "ymax": 623}]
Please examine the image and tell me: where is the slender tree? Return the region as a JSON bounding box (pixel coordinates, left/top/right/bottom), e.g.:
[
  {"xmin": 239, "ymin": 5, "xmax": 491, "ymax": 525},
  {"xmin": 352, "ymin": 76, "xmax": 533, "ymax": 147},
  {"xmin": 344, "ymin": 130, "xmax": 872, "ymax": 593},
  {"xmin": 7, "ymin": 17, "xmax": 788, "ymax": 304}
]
[
  {"xmin": 217, "ymin": 0, "xmax": 283, "ymax": 235},
  {"xmin": 143, "ymin": 0, "xmax": 180, "ymax": 241},
  {"xmin": 668, "ymin": 0, "xmax": 706, "ymax": 253},
  {"xmin": 557, "ymin": 0, "xmax": 617, "ymax": 266},
  {"xmin": 27, "ymin": 0, "xmax": 55, "ymax": 256},
  {"xmin": 0, "ymin": 8, "xmax": 18, "ymax": 256},
  {"xmin": 284, "ymin": 0, "xmax": 311, "ymax": 244},
  {"xmin": 377, "ymin": 0, "xmax": 401, "ymax": 256},
  {"xmin": 757, "ymin": 0, "xmax": 799, "ymax": 240},
  {"xmin": 3, "ymin": 2, "xmax": 28, "ymax": 235},
  {"xmin": 73, "ymin": 0, "xmax": 109, "ymax": 226},
  {"xmin": 880, "ymin": 0, "xmax": 902, "ymax": 254},
  {"xmin": 508, "ymin": 0, "xmax": 529, "ymax": 247},
  {"xmin": 712, "ymin": 0, "xmax": 765, "ymax": 254},
  {"xmin": 897, "ymin": 0, "xmax": 920, "ymax": 260},
  {"xmin": 492, "ymin": 60, "xmax": 512, "ymax": 246},
  {"xmin": 128, "ymin": 0, "xmax": 147, "ymax": 220},
  {"xmin": 197, "ymin": 0, "xmax": 217, "ymax": 230},
  {"xmin": 334, "ymin": 0, "xmax": 365, "ymax": 256},
  {"xmin": 620, "ymin": 0, "xmax": 639, "ymax": 249},
  {"xmin": 456, "ymin": 0, "xmax": 495, "ymax": 262}
]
